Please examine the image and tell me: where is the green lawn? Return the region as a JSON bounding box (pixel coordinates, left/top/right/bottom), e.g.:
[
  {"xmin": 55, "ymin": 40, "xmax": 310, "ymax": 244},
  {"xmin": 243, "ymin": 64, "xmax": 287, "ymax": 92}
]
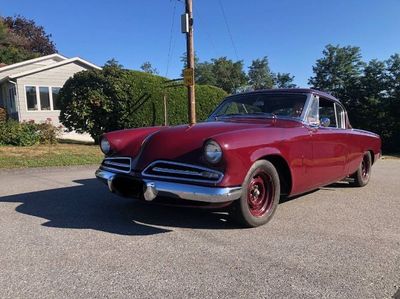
[
  {"xmin": 0, "ymin": 143, "xmax": 398, "ymax": 169},
  {"xmin": 382, "ymin": 154, "xmax": 400, "ymax": 159},
  {"xmin": 0, "ymin": 143, "xmax": 104, "ymax": 169}
]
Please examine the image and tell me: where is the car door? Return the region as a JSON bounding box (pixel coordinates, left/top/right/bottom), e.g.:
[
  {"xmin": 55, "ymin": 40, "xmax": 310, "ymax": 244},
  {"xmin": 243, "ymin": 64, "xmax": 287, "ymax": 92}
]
[{"xmin": 305, "ymin": 95, "xmax": 348, "ymax": 188}]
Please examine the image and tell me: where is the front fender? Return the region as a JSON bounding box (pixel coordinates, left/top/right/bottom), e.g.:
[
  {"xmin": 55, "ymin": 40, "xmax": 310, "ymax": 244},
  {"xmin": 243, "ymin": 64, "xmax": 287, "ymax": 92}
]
[
  {"xmin": 211, "ymin": 128, "xmax": 284, "ymax": 186},
  {"xmin": 104, "ymin": 126, "xmax": 165, "ymax": 157}
]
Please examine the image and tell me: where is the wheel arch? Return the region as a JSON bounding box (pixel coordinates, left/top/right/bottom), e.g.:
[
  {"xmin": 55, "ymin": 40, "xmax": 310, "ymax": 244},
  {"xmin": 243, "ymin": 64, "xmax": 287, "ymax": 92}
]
[
  {"xmin": 258, "ymin": 154, "xmax": 292, "ymax": 196},
  {"xmin": 368, "ymin": 149, "xmax": 375, "ymax": 164}
]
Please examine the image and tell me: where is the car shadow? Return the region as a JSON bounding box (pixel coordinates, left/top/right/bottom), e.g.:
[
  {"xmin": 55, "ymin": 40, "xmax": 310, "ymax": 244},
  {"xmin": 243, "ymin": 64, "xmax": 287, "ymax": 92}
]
[
  {"xmin": 0, "ymin": 179, "xmax": 238, "ymax": 236},
  {"xmin": 323, "ymin": 181, "xmax": 354, "ymax": 189}
]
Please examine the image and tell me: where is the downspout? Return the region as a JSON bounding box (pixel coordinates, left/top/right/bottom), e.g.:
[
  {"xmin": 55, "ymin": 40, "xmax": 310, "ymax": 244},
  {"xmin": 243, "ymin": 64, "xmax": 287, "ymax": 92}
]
[{"xmin": 8, "ymin": 78, "xmax": 21, "ymax": 122}]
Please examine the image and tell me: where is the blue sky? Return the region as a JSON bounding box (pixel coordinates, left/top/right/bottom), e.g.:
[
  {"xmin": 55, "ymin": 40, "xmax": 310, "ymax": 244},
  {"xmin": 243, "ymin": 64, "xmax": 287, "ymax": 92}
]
[{"xmin": 1, "ymin": 0, "xmax": 399, "ymax": 86}]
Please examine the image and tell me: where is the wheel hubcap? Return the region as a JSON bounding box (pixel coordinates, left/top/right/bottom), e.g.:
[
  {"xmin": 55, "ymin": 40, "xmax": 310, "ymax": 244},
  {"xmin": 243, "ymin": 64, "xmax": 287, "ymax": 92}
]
[{"xmin": 247, "ymin": 170, "xmax": 274, "ymax": 217}]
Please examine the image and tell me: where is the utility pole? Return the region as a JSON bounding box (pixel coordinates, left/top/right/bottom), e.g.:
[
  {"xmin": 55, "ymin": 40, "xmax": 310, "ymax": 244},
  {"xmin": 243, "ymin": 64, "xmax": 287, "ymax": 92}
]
[{"xmin": 182, "ymin": 0, "xmax": 196, "ymax": 124}]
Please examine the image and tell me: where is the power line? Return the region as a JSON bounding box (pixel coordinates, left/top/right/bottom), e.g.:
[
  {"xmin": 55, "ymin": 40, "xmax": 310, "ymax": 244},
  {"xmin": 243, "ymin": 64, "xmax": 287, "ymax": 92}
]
[
  {"xmin": 165, "ymin": 0, "xmax": 178, "ymax": 77},
  {"xmin": 193, "ymin": 5, "xmax": 219, "ymax": 58},
  {"xmin": 217, "ymin": 0, "xmax": 239, "ymax": 61}
]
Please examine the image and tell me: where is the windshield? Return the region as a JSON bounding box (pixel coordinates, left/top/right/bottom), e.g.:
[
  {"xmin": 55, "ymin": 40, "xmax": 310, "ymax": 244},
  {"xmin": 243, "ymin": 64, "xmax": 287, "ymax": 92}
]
[{"xmin": 208, "ymin": 93, "xmax": 308, "ymax": 120}]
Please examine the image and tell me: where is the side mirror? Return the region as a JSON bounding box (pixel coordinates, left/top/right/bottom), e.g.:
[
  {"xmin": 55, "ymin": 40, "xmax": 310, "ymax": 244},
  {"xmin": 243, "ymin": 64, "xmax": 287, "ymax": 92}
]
[{"xmin": 320, "ymin": 117, "xmax": 331, "ymax": 127}]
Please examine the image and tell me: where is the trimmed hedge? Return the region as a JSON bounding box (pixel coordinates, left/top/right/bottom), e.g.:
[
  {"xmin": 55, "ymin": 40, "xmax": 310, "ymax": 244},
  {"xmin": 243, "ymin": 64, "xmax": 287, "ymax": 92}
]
[{"xmin": 59, "ymin": 66, "xmax": 227, "ymax": 141}]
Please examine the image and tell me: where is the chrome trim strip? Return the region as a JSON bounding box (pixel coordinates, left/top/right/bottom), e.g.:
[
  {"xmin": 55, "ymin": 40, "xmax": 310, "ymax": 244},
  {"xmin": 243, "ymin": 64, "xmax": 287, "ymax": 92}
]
[
  {"xmin": 152, "ymin": 167, "xmax": 205, "ymax": 177},
  {"xmin": 103, "ymin": 161, "xmax": 130, "ymax": 168},
  {"xmin": 142, "ymin": 160, "xmax": 224, "ymax": 184},
  {"xmin": 101, "ymin": 157, "xmax": 132, "ymax": 174}
]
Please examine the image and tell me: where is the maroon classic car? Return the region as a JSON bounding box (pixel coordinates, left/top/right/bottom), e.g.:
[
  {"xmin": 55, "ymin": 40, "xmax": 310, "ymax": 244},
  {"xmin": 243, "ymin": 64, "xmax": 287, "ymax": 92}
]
[{"xmin": 96, "ymin": 89, "xmax": 381, "ymax": 227}]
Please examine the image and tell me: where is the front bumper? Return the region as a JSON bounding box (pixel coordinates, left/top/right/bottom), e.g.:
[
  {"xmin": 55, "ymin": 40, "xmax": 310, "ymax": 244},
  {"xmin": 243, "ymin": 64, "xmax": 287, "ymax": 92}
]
[{"xmin": 95, "ymin": 169, "xmax": 242, "ymax": 203}]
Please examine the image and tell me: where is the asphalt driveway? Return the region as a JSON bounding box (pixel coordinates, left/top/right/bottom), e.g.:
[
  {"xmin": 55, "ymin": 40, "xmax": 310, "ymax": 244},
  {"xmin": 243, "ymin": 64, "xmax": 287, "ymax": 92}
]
[{"xmin": 0, "ymin": 160, "xmax": 399, "ymax": 298}]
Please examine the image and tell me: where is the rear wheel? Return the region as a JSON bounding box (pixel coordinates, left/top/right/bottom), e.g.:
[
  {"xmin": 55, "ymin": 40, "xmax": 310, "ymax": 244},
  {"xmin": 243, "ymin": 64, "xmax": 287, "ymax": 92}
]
[
  {"xmin": 231, "ymin": 160, "xmax": 280, "ymax": 227},
  {"xmin": 350, "ymin": 152, "xmax": 372, "ymax": 187}
]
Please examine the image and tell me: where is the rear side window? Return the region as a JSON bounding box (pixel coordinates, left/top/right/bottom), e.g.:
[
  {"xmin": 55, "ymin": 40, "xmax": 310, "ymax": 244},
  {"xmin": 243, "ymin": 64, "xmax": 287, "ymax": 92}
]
[
  {"xmin": 319, "ymin": 98, "xmax": 337, "ymax": 127},
  {"xmin": 318, "ymin": 98, "xmax": 346, "ymax": 129}
]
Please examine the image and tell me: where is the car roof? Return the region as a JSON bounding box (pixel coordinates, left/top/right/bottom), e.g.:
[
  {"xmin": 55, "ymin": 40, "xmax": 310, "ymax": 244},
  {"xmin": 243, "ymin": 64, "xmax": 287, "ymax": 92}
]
[{"xmin": 233, "ymin": 88, "xmax": 341, "ymax": 103}]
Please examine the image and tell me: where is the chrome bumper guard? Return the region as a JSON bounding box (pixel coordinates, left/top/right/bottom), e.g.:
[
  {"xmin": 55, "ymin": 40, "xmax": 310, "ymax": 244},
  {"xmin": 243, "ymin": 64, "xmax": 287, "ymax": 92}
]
[{"xmin": 95, "ymin": 169, "xmax": 242, "ymax": 203}]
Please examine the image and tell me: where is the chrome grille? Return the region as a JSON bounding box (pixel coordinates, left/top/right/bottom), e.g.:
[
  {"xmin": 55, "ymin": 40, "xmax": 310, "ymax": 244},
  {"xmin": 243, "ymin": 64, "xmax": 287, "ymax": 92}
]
[
  {"xmin": 142, "ymin": 160, "xmax": 223, "ymax": 184},
  {"xmin": 101, "ymin": 157, "xmax": 131, "ymax": 174}
]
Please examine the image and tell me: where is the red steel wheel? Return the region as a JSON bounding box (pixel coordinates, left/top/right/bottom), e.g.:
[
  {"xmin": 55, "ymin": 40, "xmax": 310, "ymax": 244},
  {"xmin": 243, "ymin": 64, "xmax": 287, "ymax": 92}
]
[
  {"xmin": 232, "ymin": 160, "xmax": 281, "ymax": 227},
  {"xmin": 350, "ymin": 151, "xmax": 372, "ymax": 187},
  {"xmin": 247, "ymin": 170, "xmax": 275, "ymax": 217}
]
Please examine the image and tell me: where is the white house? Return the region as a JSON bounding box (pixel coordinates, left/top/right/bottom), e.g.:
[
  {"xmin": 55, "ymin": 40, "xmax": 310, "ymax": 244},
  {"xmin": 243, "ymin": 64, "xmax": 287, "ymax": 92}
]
[{"xmin": 0, "ymin": 54, "xmax": 101, "ymax": 126}]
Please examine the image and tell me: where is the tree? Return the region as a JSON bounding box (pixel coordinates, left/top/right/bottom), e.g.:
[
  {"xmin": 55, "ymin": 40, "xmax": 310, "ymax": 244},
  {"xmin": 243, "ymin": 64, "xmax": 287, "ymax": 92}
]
[
  {"xmin": 104, "ymin": 58, "xmax": 123, "ymax": 68},
  {"xmin": 140, "ymin": 61, "xmax": 158, "ymax": 74},
  {"xmin": 0, "ymin": 16, "xmax": 56, "ymax": 64},
  {"xmin": 180, "ymin": 53, "xmax": 247, "ymax": 93},
  {"xmin": 248, "ymin": 56, "xmax": 275, "ymax": 89},
  {"xmin": 59, "ymin": 64, "xmax": 227, "ymax": 141},
  {"xmin": 308, "ymin": 44, "xmax": 364, "ymax": 98},
  {"xmin": 274, "ymin": 73, "xmax": 297, "ymax": 88},
  {"xmin": 3, "ymin": 16, "xmax": 56, "ymax": 55},
  {"xmin": 0, "ymin": 46, "xmax": 38, "ymax": 64},
  {"xmin": 210, "ymin": 57, "xmax": 247, "ymax": 93},
  {"xmin": 385, "ymin": 54, "xmax": 400, "ymax": 151},
  {"xmin": 309, "ymin": 44, "xmax": 400, "ymax": 152}
]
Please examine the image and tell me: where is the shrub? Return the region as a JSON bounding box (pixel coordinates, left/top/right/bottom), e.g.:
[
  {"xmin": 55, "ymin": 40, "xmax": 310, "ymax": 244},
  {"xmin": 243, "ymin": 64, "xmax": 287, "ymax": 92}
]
[
  {"xmin": 0, "ymin": 107, "xmax": 6, "ymax": 123},
  {"xmin": 0, "ymin": 120, "xmax": 39, "ymax": 146},
  {"xmin": 0, "ymin": 119, "xmax": 61, "ymax": 146},
  {"xmin": 59, "ymin": 65, "xmax": 228, "ymax": 141},
  {"xmin": 36, "ymin": 118, "xmax": 62, "ymax": 144}
]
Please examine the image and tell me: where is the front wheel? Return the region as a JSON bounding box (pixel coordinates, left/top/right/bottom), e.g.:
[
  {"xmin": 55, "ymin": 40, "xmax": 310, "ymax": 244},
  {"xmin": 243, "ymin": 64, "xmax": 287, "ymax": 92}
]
[
  {"xmin": 350, "ymin": 151, "xmax": 372, "ymax": 187},
  {"xmin": 231, "ymin": 160, "xmax": 280, "ymax": 227}
]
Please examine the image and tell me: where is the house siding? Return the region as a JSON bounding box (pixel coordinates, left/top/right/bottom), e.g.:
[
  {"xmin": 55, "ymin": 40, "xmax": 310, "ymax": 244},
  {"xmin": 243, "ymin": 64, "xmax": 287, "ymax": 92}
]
[
  {"xmin": 0, "ymin": 57, "xmax": 63, "ymax": 81},
  {"xmin": 16, "ymin": 62, "xmax": 89, "ymax": 125}
]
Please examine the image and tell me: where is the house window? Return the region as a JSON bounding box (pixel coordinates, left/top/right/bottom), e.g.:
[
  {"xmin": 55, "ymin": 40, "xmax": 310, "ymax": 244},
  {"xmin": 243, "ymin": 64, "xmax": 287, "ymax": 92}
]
[
  {"xmin": 39, "ymin": 87, "xmax": 51, "ymax": 110},
  {"xmin": 8, "ymin": 87, "xmax": 15, "ymax": 110},
  {"xmin": 26, "ymin": 86, "xmax": 38, "ymax": 111},
  {"xmin": 52, "ymin": 87, "xmax": 61, "ymax": 110},
  {"xmin": 25, "ymin": 85, "xmax": 62, "ymax": 111}
]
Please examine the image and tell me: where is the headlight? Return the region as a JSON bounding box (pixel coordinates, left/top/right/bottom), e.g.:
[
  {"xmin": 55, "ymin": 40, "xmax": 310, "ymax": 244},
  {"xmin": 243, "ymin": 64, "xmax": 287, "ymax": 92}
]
[
  {"xmin": 100, "ymin": 137, "xmax": 111, "ymax": 155},
  {"xmin": 204, "ymin": 140, "xmax": 222, "ymax": 164}
]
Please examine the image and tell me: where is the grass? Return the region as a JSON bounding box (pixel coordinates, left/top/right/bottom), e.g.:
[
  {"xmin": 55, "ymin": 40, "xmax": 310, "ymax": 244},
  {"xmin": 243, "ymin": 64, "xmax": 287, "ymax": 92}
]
[
  {"xmin": 0, "ymin": 143, "xmax": 104, "ymax": 169},
  {"xmin": 382, "ymin": 154, "xmax": 400, "ymax": 160}
]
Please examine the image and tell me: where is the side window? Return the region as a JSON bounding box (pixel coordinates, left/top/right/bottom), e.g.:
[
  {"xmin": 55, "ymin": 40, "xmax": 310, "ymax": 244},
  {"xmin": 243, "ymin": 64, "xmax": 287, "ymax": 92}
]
[{"xmin": 319, "ymin": 98, "xmax": 337, "ymax": 127}]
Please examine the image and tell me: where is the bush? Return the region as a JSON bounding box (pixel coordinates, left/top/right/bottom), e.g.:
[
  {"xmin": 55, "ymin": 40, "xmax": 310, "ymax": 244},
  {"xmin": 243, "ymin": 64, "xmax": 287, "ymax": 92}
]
[
  {"xmin": 59, "ymin": 65, "xmax": 228, "ymax": 141},
  {"xmin": 0, "ymin": 107, "xmax": 6, "ymax": 123},
  {"xmin": 0, "ymin": 119, "xmax": 61, "ymax": 146},
  {"xmin": 36, "ymin": 119, "xmax": 62, "ymax": 144},
  {"xmin": 0, "ymin": 120, "xmax": 39, "ymax": 146}
]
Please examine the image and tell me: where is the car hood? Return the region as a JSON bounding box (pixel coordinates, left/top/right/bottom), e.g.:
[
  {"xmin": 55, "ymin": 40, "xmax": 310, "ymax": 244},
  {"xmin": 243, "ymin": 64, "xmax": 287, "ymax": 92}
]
[
  {"xmin": 105, "ymin": 119, "xmax": 302, "ymax": 170},
  {"xmin": 135, "ymin": 120, "xmax": 277, "ymax": 170}
]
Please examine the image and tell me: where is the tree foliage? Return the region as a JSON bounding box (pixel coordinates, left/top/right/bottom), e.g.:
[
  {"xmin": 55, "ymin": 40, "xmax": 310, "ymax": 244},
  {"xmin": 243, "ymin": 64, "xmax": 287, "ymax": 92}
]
[
  {"xmin": 59, "ymin": 63, "xmax": 227, "ymax": 141},
  {"xmin": 309, "ymin": 44, "xmax": 400, "ymax": 152},
  {"xmin": 274, "ymin": 72, "xmax": 297, "ymax": 88},
  {"xmin": 210, "ymin": 57, "xmax": 247, "ymax": 94},
  {"xmin": 0, "ymin": 15, "xmax": 56, "ymax": 64},
  {"xmin": 248, "ymin": 56, "xmax": 274, "ymax": 89},
  {"xmin": 140, "ymin": 61, "xmax": 158, "ymax": 74},
  {"xmin": 181, "ymin": 53, "xmax": 295, "ymax": 93}
]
